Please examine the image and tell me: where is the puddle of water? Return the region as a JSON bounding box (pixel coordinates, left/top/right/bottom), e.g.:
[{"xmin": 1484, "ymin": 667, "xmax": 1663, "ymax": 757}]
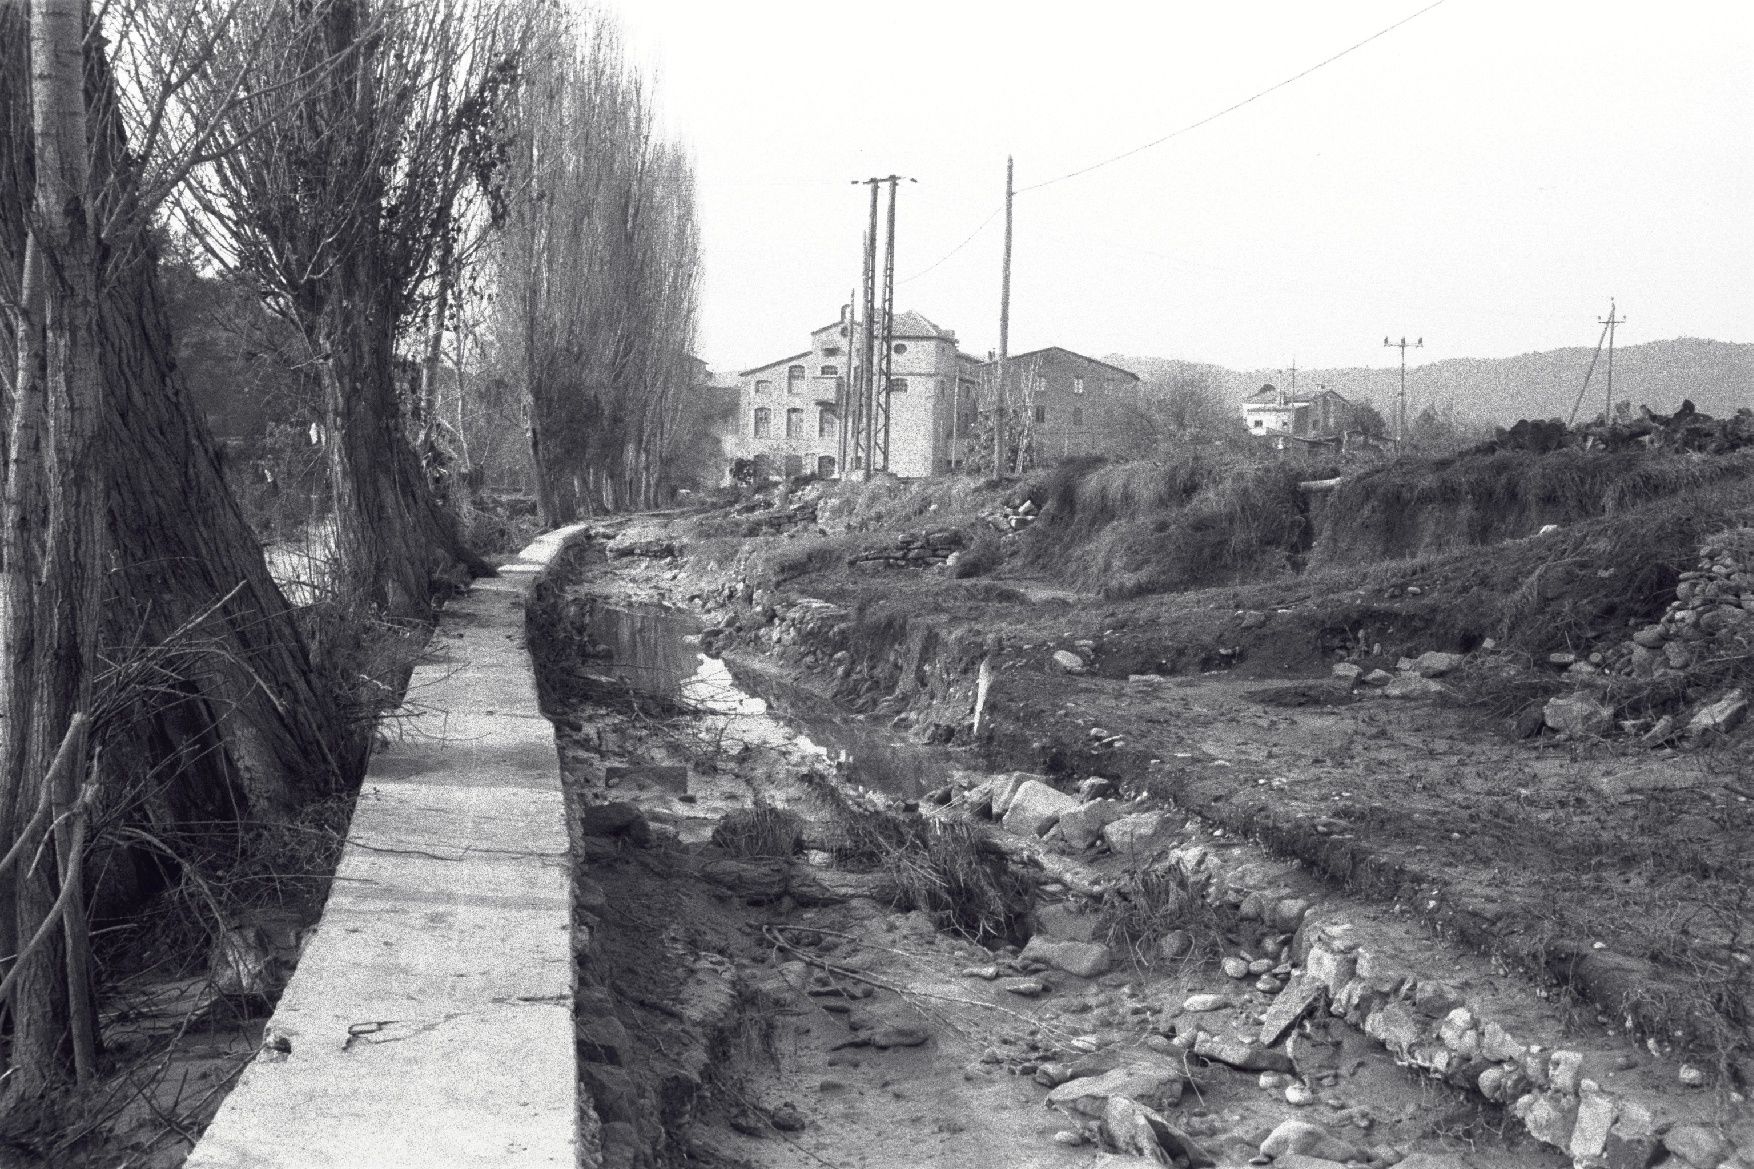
[{"xmin": 579, "ymin": 600, "xmax": 953, "ymax": 798}]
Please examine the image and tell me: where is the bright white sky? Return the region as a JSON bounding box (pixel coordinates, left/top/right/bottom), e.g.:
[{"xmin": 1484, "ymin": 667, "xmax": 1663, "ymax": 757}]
[{"xmin": 604, "ymin": 1, "xmax": 1753, "ymax": 378}]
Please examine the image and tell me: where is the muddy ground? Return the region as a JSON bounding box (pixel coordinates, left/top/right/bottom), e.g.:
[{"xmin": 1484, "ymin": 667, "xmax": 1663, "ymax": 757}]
[{"xmin": 537, "ymin": 542, "xmax": 1574, "ymax": 1169}]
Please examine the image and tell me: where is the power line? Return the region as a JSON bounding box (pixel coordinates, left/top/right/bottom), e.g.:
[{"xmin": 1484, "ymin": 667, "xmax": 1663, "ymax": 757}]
[
  {"xmin": 898, "ymin": 206, "xmax": 1001, "ymax": 284},
  {"xmin": 897, "ymin": 0, "xmax": 1448, "ymax": 282}
]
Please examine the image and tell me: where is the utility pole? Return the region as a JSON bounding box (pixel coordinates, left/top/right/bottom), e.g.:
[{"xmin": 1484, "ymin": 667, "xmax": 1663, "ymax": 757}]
[
  {"xmin": 839, "ymin": 290, "xmax": 855, "ymax": 476},
  {"xmin": 1598, "ymin": 299, "xmax": 1625, "ymax": 421},
  {"xmin": 851, "ymin": 175, "xmax": 908, "ymax": 476},
  {"xmin": 995, "ymin": 155, "xmax": 1014, "ymax": 474},
  {"xmin": 1383, "ymin": 335, "xmax": 1422, "ymax": 443},
  {"xmin": 876, "ymin": 177, "xmax": 901, "ymax": 471}
]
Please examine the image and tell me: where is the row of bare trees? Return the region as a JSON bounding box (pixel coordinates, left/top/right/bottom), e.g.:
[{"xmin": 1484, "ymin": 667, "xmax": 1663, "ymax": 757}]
[
  {"xmin": 0, "ymin": 0, "xmax": 701, "ymax": 1140},
  {"xmin": 495, "ymin": 5, "xmax": 703, "ymax": 521}
]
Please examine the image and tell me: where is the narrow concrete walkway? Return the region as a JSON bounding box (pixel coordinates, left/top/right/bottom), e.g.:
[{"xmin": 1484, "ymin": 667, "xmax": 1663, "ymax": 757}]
[{"xmin": 188, "ymin": 527, "xmax": 586, "ymax": 1169}]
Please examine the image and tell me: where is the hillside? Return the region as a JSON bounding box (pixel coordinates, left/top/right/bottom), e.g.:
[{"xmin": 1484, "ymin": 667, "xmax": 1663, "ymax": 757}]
[{"xmin": 1110, "ymin": 337, "xmax": 1754, "ymax": 426}]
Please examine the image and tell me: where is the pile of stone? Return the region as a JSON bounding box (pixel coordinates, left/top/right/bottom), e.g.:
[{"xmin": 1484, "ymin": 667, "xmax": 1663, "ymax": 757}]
[
  {"xmin": 1612, "ymin": 527, "xmax": 1754, "ymax": 681},
  {"xmin": 604, "ymin": 534, "xmax": 677, "ymax": 560},
  {"xmin": 846, "ymin": 527, "xmax": 966, "ymax": 570},
  {"xmin": 738, "ymin": 499, "xmax": 820, "ymax": 537},
  {"xmin": 993, "ymin": 497, "xmax": 1039, "ymax": 532}
]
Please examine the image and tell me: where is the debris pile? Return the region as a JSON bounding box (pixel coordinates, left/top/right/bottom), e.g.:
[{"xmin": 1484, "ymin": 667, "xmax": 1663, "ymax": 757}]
[{"xmin": 1481, "ymin": 401, "xmax": 1754, "ymax": 456}]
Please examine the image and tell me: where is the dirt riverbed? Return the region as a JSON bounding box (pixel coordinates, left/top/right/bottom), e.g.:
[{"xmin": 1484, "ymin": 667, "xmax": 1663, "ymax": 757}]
[{"xmin": 535, "ymin": 540, "xmax": 1568, "ymax": 1169}]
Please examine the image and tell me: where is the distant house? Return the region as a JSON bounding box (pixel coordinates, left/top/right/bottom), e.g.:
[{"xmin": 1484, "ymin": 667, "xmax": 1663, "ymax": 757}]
[
  {"xmin": 973, "ymin": 347, "xmax": 1144, "ymax": 465},
  {"xmin": 1243, "ymin": 384, "xmax": 1355, "ymax": 442},
  {"xmin": 729, "ymin": 307, "xmax": 982, "ymax": 480}
]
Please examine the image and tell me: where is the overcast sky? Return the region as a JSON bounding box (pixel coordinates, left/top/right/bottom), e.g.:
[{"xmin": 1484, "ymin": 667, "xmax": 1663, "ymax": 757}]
[{"xmin": 604, "ymin": 1, "xmax": 1752, "ymax": 378}]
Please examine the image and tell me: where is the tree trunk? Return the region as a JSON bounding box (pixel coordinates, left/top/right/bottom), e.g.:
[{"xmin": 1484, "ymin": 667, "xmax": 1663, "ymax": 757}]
[{"xmin": 1, "ymin": 0, "xmax": 104, "ymax": 1105}]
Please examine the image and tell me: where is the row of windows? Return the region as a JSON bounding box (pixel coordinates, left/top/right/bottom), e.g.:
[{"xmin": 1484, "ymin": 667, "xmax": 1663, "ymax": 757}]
[
  {"xmin": 755, "ymin": 375, "xmax": 910, "ymax": 395},
  {"xmin": 751, "ymin": 403, "xmax": 1084, "ymax": 436},
  {"xmin": 753, "ymin": 407, "xmax": 837, "ymax": 439}
]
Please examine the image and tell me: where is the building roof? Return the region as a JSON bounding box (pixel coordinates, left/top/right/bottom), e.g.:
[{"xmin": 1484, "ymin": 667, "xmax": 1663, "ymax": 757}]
[
  {"xmin": 738, "ymin": 351, "xmax": 811, "ymax": 377},
  {"xmin": 975, "ymin": 347, "xmax": 1142, "ymax": 382},
  {"xmin": 890, "ymin": 310, "xmax": 954, "ymax": 340},
  {"xmin": 1244, "ymin": 384, "xmax": 1351, "ymax": 406}
]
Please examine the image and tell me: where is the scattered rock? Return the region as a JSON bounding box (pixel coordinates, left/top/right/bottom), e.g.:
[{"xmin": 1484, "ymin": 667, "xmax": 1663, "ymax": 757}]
[
  {"xmin": 1543, "ymin": 692, "xmax": 1613, "ymax": 737},
  {"xmin": 1159, "ymin": 930, "xmax": 1195, "ymax": 961},
  {"xmin": 1259, "ymin": 973, "xmax": 1326, "ymax": 1046},
  {"xmin": 1383, "ymin": 674, "xmax": 1446, "ymax": 700},
  {"xmin": 1183, "ymin": 993, "xmax": 1233, "ymax": 1013},
  {"xmin": 578, "ymin": 802, "xmax": 652, "ymax": 847},
  {"xmin": 1285, "ymin": 1081, "xmax": 1315, "ymax": 1106},
  {"xmin": 1035, "ymin": 902, "xmax": 1101, "ymax": 944},
  {"xmin": 1412, "ymin": 651, "xmax": 1465, "ymax": 678},
  {"xmin": 961, "ymin": 964, "xmax": 1000, "ymax": 981},
  {"xmin": 1260, "ymin": 1118, "xmax": 1365, "ymax": 1163},
  {"xmin": 1099, "ymin": 1097, "xmax": 1216, "ymax": 1167},
  {"xmin": 869, "ymin": 1025, "xmax": 930, "ymax": 1049},
  {"xmin": 1021, "ymin": 935, "xmax": 1113, "ymax": 979},
  {"xmin": 1002, "ymin": 978, "xmax": 1048, "ymax": 997},
  {"xmin": 1103, "ymin": 811, "xmax": 1167, "ymax": 852},
  {"xmin": 1002, "ymin": 780, "xmax": 1081, "ymax": 837},
  {"xmin": 1058, "ymin": 798, "xmax": 1127, "ymax": 850},
  {"xmin": 1686, "ymin": 689, "xmax": 1747, "ymax": 740},
  {"xmin": 1193, "ymin": 1031, "xmax": 1295, "ymax": 1074},
  {"xmin": 1662, "ymin": 1122, "xmax": 1725, "ymax": 1169},
  {"xmin": 1222, "ymin": 956, "xmax": 1251, "ymax": 979},
  {"xmin": 1052, "ymin": 649, "xmax": 1088, "ymax": 674},
  {"xmin": 1046, "ymin": 1065, "xmax": 1186, "ymax": 1116},
  {"xmin": 766, "ymin": 1102, "xmax": 806, "ymax": 1132}
]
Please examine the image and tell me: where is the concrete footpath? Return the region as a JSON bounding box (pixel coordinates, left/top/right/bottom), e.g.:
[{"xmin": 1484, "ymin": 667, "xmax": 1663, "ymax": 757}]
[{"xmin": 188, "ymin": 526, "xmax": 587, "ymax": 1169}]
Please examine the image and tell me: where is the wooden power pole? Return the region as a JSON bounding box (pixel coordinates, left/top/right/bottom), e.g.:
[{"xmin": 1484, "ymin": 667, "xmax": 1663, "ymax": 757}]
[
  {"xmin": 1599, "ymin": 299, "xmax": 1625, "ymax": 420},
  {"xmin": 995, "ymin": 155, "xmax": 1014, "ymax": 474}
]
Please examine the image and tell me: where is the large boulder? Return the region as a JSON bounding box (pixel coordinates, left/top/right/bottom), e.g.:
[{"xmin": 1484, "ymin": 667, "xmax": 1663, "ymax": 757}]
[
  {"xmin": 1057, "ymin": 798, "xmax": 1126, "ymax": 850},
  {"xmin": 1034, "ymin": 901, "xmax": 1101, "ymax": 943},
  {"xmin": 1020, "ymin": 934, "xmax": 1113, "ymax": 978},
  {"xmin": 1002, "ymin": 780, "xmax": 1080, "ymax": 837}
]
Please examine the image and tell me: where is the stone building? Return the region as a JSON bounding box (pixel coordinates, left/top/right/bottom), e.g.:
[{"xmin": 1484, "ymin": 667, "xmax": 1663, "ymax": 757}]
[
  {"xmin": 974, "ymin": 347, "xmax": 1144, "ymax": 466},
  {"xmin": 1242, "ymin": 384, "xmax": 1356, "ymax": 442},
  {"xmin": 730, "ymin": 307, "xmax": 982, "ymax": 480}
]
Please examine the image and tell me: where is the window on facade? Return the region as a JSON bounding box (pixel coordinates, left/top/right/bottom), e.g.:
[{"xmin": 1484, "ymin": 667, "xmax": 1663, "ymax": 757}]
[
  {"xmin": 753, "ymin": 407, "xmax": 772, "ymax": 437},
  {"xmin": 818, "ymin": 409, "xmax": 836, "ymax": 438},
  {"xmin": 893, "ymin": 342, "xmax": 908, "ymax": 355},
  {"xmin": 786, "ymin": 365, "xmax": 805, "ymax": 392},
  {"xmin": 783, "ymin": 454, "xmax": 804, "ymax": 477},
  {"xmin": 1072, "ymin": 377, "xmax": 1086, "ymax": 395},
  {"xmin": 754, "ymin": 380, "xmax": 773, "ymax": 396},
  {"xmin": 821, "ymin": 364, "xmax": 838, "ymax": 376},
  {"xmin": 1252, "ymin": 418, "xmax": 1264, "ymax": 429},
  {"xmin": 888, "ymin": 377, "xmax": 908, "ymax": 393},
  {"xmin": 1072, "ymin": 407, "xmax": 1084, "ymax": 425},
  {"xmin": 786, "ymin": 407, "xmax": 804, "ymax": 438},
  {"xmin": 823, "ymin": 346, "xmax": 841, "ymax": 357},
  {"xmin": 1033, "ymin": 404, "xmax": 1047, "ymax": 424},
  {"xmin": 817, "ymin": 455, "xmax": 837, "ymax": 478}
]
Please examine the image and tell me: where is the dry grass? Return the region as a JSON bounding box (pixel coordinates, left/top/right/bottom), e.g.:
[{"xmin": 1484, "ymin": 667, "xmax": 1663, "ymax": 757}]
[
  {"xmin": 1015, "ymin": 454, "xmax": 1313, "ymax": 598},
  {"xmin": 710, "ymin": 806, "xmax": 804, "ymax": 859}
]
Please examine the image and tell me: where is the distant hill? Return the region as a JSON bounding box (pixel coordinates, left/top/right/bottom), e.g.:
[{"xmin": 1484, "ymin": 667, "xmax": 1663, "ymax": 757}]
[{"xmin": 1107, "ymin": 338, "xmax": 1754, "ymax": 427}]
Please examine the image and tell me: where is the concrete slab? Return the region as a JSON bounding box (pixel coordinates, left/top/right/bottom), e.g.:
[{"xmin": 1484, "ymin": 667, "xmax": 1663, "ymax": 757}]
[{"xmin": 187, "ymin": 526, "xmax": 588, "ymax": 1169}]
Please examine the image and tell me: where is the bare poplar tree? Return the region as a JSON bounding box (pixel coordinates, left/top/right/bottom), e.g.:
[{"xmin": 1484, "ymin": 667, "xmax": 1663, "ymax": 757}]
[{"xmin": 497, "ymin": 4, "xmax": 701, "ymax": 521}]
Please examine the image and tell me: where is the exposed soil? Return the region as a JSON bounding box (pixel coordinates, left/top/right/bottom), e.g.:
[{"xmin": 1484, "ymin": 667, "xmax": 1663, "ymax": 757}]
[{"xmin": 537, "ymin": 544, "xmax": 1570, "ymax": 1169}]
